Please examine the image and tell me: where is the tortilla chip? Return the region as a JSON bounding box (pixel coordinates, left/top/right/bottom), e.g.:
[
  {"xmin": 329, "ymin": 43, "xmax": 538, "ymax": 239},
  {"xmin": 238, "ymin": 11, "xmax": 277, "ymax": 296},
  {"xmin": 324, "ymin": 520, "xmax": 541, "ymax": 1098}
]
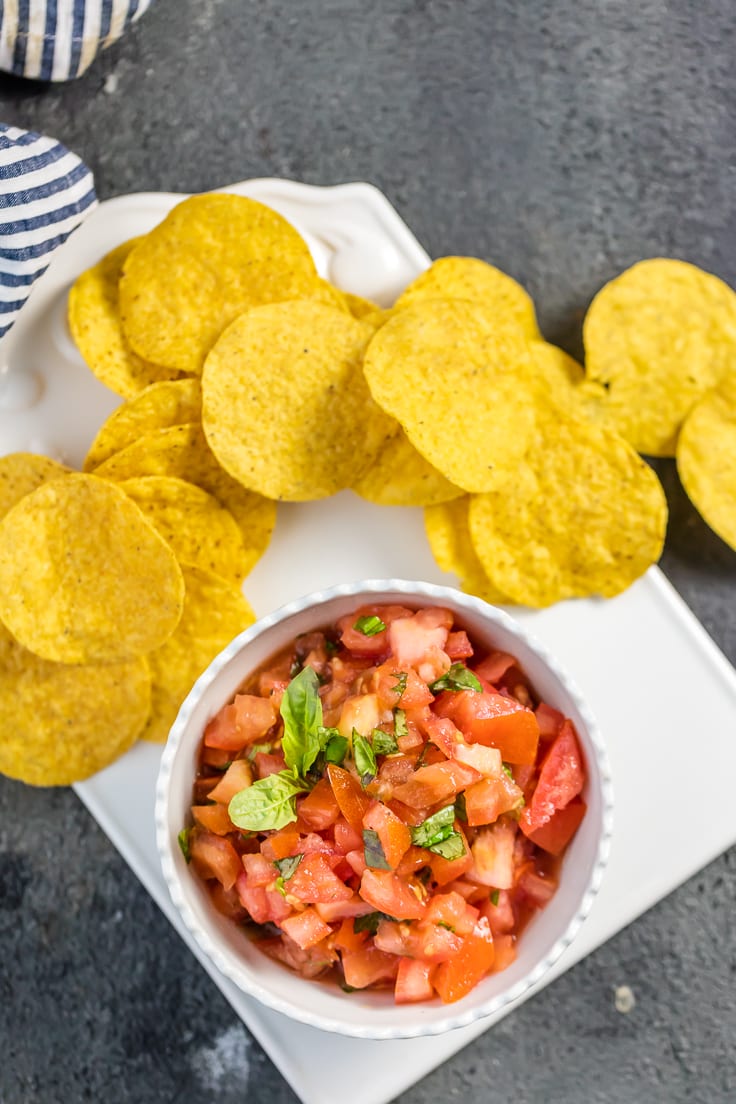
[
  {"xmin": 0, "ymin": 453, "xmax": 70, "ymax": 519},
  {"xmin": 84, "ymin": 378, "xmax": 201, "ymax": 471},
  {"xmin": 677, "ymin": 373, "xmax": 736, "ymax": 550}
]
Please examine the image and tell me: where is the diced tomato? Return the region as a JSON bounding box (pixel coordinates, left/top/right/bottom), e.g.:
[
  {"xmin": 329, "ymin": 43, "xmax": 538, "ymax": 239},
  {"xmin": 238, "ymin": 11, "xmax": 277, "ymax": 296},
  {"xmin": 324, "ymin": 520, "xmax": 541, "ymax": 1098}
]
[
  {"xmin": 395, "ymin": 844, "xmax": 431, "ymax": 877},
  {"xmin": 453, "ymin": 743, "xmax": 502, "ymax": 776},
  {"xmin": 436, "ymin": 689, "xmax": 540, "ymax": 765},
  {"xmin": 473, "ymin": 651, "xmax": 517, "ymax": 686},
  {"xmin": 363, "ymin": 802, "xmax": 412, "ymax": 869},
  {"xmin": 242, "ymin": 852, "xmax": 276, "ymax": 887},
  {"xmin": 423, "ymin": 714, "xmax": 462, "ymax": 757},
  {"xmin": 333, "ymin": 917, "xmax": 369, "ymax": 954},
  {"xmin": 254, "ymin": 750, "xmax": 286, "ymax": 779},
  {"xmin": 373, "ymin": 663, "xmax": 434, "ymax": 711},
  {"xmin": 280, "ymin": 908, "xmax": 332, "ymax": 950},
  {"xmin": 360, "ymin": 869, "xmax": 427, "ymax": 920},
  {"xmin": 326, "ymin": 763, "xmax": 372, "ymax": 833},
  {"xmin": 521, "ymin": 721, "xmax": 585, "ymax": 833},
  {"xmin": 479, "ymin": 888, "xmax": 516, "ymax": 935},
  {"xmin": 338, "ymin": 604, "xmax": 413, "ymax": 656},
  {"xmin": 426, "ymin": 891, "xmax": 479, "ymax": 936},
  {"xmin": 236, "ymin": 874, "xmax": 270, "ymax": 923},
  {"xmin": 261, "ymin": 825, "xmax": 300, "ymax": 862},
  {"xmin": 428, "ymin": 826, "xmax": 474, "ymax": 886},
  {"xmin": 207, "ymin": 759, "xmax": 253, "ymax": 804},
  {"xmin": 374, "ymin": 918, "xmax": 462, "ymax": 962},
  {"xmin": 341, "ymin": 946, "xmax": 399, "ymax": 989},
  {"xmin": 463, "ymin": 771, "xmax": 523, "ymax": 827},
  {"xmin": 535, "ymin": 701, "xmax": 565, "ymax": 739},
  {"xmin": 287, "ymin": 854, "xmax": 353, "ymax": 905},
  {"xmin": 191, "ymin": 803, "xmax": 234, "ymax": 835},
  {"xmin": 395, "ymin": 958, "xmax": 436, "ymax": 1004},
  {"xmin": 190, "ymin": 830, "xmax": 242, "ymax": 891},
  {"xmin": 264, "ymin": 885, "xmax": 293, "ymax": 923},
  {"xmin": 492, "ymin": 934, "xmax": 517, "ymax": 972},
  {"xmin": 201, "ymin": 744, "xmax": 232, "ymax": 769},
  {"xmin": 298, "ymin": 778, "xmax": 340, "ymax": 830},
  {"xmin": 192, "ymin": 776, "xmax": 220, "ymax": 803},
  {"xmin": 525, "ymin": 798, "xmax": 586, "ymax": 855},
  {"xmin": 445, "ymin": 630, "xmax": 473, "ymax": 661},
  {"xmin": 345, "ymin": 849, "xmax": 367, "ymax": 876},
  {"xmin": 517, "ymin": 866, "xmax": 558, "ymax": 909},
  {"xmin": 388, "ymin": 608, "xmax": 452, "ymax": 669},
  {"xmin": 469, "ymin": 819, "xmax": 517, "ymax": 889},
  {"xmin": 204, "ymin": 694, "xmax": 277, "ymax": 750},
  {"xmin": 208, "ymin": 882, "xmax": 248, "ymax": 923},
  {"xmin": 433, "ymin": 923, "xmax": 495, "ymax": 1003},
  {"xmin": 338, "ymin": 693, "xmax": 380, "ymax": 738},
  {"xmin": 260, "ymin": 934, "xmax": 336, "ymax": 978},
  {"xmin": 333, "ymin": 816, "xmax": 363, "ymax": 854},
  {"xmin": 446, "ymin": 878, "xmax": 487, "ymax": 903},
  {"xmin": 377, "ymin": 754, "xmax": 417, "ymax": 791},
  {"xmin": 397, "ymin": 729, "xmax": 424, "ymax": 753},
  {"xmin": 315, "ymin": 895, "xmax": 374, "ymax": 923},
  {"xmin": 391, "ymin": 759, "xmax": 480, "ymax": 809}
]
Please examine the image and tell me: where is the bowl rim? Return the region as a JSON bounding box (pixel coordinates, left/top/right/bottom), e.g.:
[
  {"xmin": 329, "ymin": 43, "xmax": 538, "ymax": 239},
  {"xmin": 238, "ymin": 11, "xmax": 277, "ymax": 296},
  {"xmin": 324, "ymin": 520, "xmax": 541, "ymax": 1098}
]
[{"xmin": 155, "ymin": 578, "xmax": 614, "ymax": 1039}]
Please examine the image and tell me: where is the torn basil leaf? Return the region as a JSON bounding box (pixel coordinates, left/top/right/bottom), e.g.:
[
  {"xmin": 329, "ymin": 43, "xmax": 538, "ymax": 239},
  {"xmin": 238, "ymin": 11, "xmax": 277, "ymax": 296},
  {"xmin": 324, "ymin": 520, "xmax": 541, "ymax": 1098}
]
[
  {"xmin": 362, "ymin": 828, "xmax": 391, "ymax": 870},
  {"xmin": 280, "ymin": 665, "xmax": 323, "ymax": 777},
  {"xmin": 177, "ymin": 827, "xmax": 192, "ymax": 863},
  {"xmin": 371, "ymin": 727, "xmax": 398, "ymax": 756},
  {"xmin": 353, "ymin": 730, "xmax": 377, "ymax": 785},
  {"xmin": 273, "ymin": 854, "xmax": 303, "ymax": 881},
  {"xmin": 429, "ymin": 662, "xmax": 482, "ymax": 693},
  {"xmin": 353, "ymin": 614, "xmax": 386, "ymax": 636}
]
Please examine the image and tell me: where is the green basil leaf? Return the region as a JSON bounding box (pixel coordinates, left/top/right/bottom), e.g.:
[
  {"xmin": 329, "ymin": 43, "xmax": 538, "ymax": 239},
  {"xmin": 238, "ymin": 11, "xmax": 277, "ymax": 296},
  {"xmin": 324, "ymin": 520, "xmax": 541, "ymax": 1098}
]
[
  {"xmin": 437, "ymin": 920, "xmax": 455, "ymax": 932},
  {"xmin": 429, "ymin": 662, "xmax": 482, "ymax": 693},
  {"xmin": 273, "ymin": 854, "xmax": 303, "ymax": 881},
  {"xmin": 353, "ymin": 730, "xmax": 377, "ymax": 785},
  {"xmin": 324, "ymin": 733, "xmax": 349, "ymax": 765},
  {"xmin": 371, "ymin": 727, "xmax": 398, "ymax": 756},
  {"xmin": 353, "ymin": 911, "xmax": 383, "ymax": 935},
  {"xmin": 325, "ymin": 639, "xmax": 339, "ymax": 657},
  {"xmin": 228, "ymin": 770, "xmax": 306, "ymax": 831},
  {"xmin": 246, "ymin": 742, "xmax": 273, "ymax": 762},
  {"xmin": 280, "ymin": 665, "xmax": 323, "ymax": 776},
  {"xmin": 502, "ymin": 764, "xmax": 514, "ymax": 778},
  {"xmin": 177, "ymin": 827, "xmax": 192, "ymax": 863},
  {"xmin": 353, "ymin": 614, "xmax": 386, "ymax": 636},
  {"xmin": 274, "ymin": 876, "xmax": 287, "ymax": 897},
  {"xmin": 392, "ymin": 671, "xmax": 408, "ymax": 697},
  {"xmin": 410, "ymin": 804, "xmax": 456, "ymax": 848},
  {"xmin": 393, "ymin": 708, "xmax": 408, "ymax": 739},
  {"xmin": 362, "ymin": 828, "xmax": 391, "ymax": 870},
  {"xmin": 455, "ymin": 793, "xmax": 467, "ymax": 823},
  {"xmin": 428, "ymin": 832, "xmax": 465, "ymax": 860},
  {"xmin": 490, "ymin": 889, "xmax": 500, "ymax": 906}
]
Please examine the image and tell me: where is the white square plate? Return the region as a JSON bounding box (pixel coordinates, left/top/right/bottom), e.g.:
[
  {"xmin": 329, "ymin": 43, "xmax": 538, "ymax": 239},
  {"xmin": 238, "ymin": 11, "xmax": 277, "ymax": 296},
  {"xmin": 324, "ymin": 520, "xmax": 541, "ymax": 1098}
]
[{"xmin": 2, "ymin": 179, "xmax": 735, "ymax": 1104}]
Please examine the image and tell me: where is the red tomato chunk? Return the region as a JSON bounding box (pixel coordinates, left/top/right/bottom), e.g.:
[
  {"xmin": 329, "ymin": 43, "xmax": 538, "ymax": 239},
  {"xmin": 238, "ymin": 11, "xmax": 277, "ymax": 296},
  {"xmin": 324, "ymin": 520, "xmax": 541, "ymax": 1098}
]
[{"xmin": 185, "ymin": 604, "xmax": 588, "ymax": 1005}]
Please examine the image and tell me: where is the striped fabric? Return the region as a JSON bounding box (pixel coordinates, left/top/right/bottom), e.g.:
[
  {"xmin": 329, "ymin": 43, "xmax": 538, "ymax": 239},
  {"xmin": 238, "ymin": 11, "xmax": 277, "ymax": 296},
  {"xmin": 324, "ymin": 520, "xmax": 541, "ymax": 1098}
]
[
  {"xmin": 0, "ymin": 0, "xmax": 154, "ymax": 81},
  {"xmin": 0, "ymin": 125, "xmax": 96, "ymax": 338}
]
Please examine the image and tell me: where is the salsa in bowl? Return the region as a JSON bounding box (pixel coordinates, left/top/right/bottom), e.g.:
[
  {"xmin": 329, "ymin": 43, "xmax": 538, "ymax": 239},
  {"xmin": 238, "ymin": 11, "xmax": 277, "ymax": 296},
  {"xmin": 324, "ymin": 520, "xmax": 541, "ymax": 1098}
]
[{"xmin": 156, "ymin": 580, "xmax": 612, "ymax": 1039}]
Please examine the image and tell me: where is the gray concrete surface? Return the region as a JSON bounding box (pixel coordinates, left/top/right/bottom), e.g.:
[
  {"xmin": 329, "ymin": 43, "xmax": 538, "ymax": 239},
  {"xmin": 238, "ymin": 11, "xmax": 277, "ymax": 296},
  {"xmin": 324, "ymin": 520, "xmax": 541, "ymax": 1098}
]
[{"xmin": 1, "ymin": 1, "xmax": 735, "ymax": 1101}]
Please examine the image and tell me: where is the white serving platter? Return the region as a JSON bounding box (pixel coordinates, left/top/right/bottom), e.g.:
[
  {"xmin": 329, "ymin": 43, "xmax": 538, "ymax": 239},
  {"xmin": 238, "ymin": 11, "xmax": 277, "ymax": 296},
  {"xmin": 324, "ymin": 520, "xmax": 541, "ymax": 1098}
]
[{"xmin": 1, "ymin": 179, "xmax": 735, "ymax": 1104}]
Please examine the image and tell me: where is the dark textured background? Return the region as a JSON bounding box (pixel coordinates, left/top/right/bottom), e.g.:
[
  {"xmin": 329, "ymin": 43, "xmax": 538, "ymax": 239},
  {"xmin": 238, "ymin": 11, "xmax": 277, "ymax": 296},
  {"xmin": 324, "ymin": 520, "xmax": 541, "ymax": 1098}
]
[{"xmin": 1, "ymin": 1, "xmax": 735, "ymax": 1101}]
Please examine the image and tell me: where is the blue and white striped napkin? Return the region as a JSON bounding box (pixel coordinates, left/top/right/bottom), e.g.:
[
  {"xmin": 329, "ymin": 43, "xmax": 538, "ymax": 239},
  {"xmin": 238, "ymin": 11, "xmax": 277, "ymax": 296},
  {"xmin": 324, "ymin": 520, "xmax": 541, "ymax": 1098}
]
[
  {"xmin": 0, "ymin": 125, "xmax": 96, "ymax": 338},
  {"xmin": 0, "ymin": 0, "xmax": 154, "ymax": 81}
]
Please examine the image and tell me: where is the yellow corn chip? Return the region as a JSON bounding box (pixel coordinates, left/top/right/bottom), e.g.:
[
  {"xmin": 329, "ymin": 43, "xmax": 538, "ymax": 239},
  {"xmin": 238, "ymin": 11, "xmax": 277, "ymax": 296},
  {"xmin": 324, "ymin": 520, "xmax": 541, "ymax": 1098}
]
[
  {"xmin": 677, "ymin": 373, "xmax": 736, "ymax": 550},
  {"xmin": 0, "ymin": 474, "xmax": 184, "ymax": 664},
  {"xmin": 84, "ymin": 378, "xmax": 201, "ymax": 471},
  {"xmin": 0, "ymin": 453, "xmax": 70, "ymax": 519},
  {"xmin": 142, "ymin": 565, "xmax": 255, "ymax": 743},
  {"xmin": 583, "ymin": 258, "xmax": 736, "ymax": 456},
  {"xmin": 68, "ymin": 238, "xmax": 181, "ymax": 397},
  {"xmin": 354, "ymin": 428, "xmax": 463, "ymax": 507},
  {"xmin": 425, "ymin": 496, "xmax": 509, "ymax": 604},
  {"xmin": 202, "ymin": 301, "xmax": 395, "ymax": 500}
]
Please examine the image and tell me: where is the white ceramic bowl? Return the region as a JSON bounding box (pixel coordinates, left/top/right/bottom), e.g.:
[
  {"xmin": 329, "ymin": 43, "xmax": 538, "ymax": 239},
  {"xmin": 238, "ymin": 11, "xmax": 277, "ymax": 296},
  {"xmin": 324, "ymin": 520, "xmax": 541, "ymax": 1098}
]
[{"xmin": 155, "ymin": 579, "xmax": 613, "ymax": 1040}]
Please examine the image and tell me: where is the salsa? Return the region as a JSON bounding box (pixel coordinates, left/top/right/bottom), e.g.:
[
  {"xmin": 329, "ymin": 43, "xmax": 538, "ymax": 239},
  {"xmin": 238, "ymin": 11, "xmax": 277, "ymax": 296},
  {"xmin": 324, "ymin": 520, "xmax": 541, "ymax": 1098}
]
[{"xmin": 182, "ymin": 604, "xmax": 587, "ymax": 1005}]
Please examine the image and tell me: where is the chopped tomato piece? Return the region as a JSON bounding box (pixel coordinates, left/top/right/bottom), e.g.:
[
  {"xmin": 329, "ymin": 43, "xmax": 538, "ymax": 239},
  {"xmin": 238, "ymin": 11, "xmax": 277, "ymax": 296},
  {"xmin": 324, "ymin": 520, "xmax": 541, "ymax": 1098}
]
[
  {"xmin": 288, "ymin": 854, "xmax": 353, "ymax": 905},
  {"xmin": 517, "ymin": 866, "xmax": 558, "ymax": 908},
  {"xmin": 207, "ymin": 759, "xmax": 253, "ymax": 804},
  {"xmin": 521, "ymin": 720, "xmax": 585, "ymax": 832},
  {"xmin": 261, "ymin": 825, "xmax": 300, "ymax": 862},
  {"xmin": 204, "ymin": 694, "xmax": 277, "ymax": 750},
  {"xmin": 464, "ymin": 772, "xmax": 523, "ymax": 827},
  {"xmin": 338, "ymin": 604, "xmax": 413, "ymax": 656},
  {"xmin": 208, "ymin": 882, "xmax": 247, "ymax": 923},
  {"xmin": 423, "ymin": 714, "xmax": 462, "ymax": 757},
  {"xmin": 338, "ymin": 693, "xmax": 380, "ymax": 738},
  {"xmin": 333, "ymin": 917, "xmax": 369, "ymax": 954},
  {"xmin": 191, "ymin": 803, "xmax": 234, "ymax": 836},
  {"xmin": 298, "ymin": 778, "xmax": 340, "ymax": 830},
  {"xmin": 236, "ymin": 874, "xmax": 270, "ymax": 923},
  {"xmin": 469, "ymin": 819, "xmax": 517, "ymax": 889},
  {"xmin": 363, "ymin": 802, "xmax": 412, "ymax": 869},
  {"xmin": 391, "ymin": 760, "xmax": 480, "ymax": 808},
  {"xmin": 436, "ymin": 689, "xmax": 540, "ymax": 764},
  {"xmin": 341, "ymin": 946, "xmax": 399, "ymax": 989},
  {"xmin": 453, "ymin": 742, "xmax": 502, "ymax": 776},
  {"xmin": 445, "ymin": 630, "xmax": 473, "ymax": 660},
  {"xmin": 395, "ymin": 958, "xmax": 436, "ymax": 1004},
  {"xmin": 254, "ymin": 750, "xmax": 286, "ymax": 779},
  {"xmin": 360, "ymin": 869, "xmax": 427, "ymax": 920},
  {"xmin": 242, "ymin": 852, "xmax": 276, "ymax": 887},
  {"xmin": 479, "ymin": 889, "xmax": 516, "ymax": 935},
  {"xmin": 315, "ymin": 895, "xmax": 375, "ymax": 923},
  {"xmin": 327, "ymin": 763, "xmax": 372, "ymax": 833},
  {"xmin": 426, "ymin": 891, "xmax": 479, "ymax": 936},
  {"xmin": 373, "ymin": 664, "xmax": 434, "ymax": 711},
  {"xmin": 492, "ymin": 933, "xmax": 517, "ymax": 973},
  {"xmin": 201, "ymin": 744, "xmax": 232, "ymax": 769},
  {"xmin": 525, "ymin": 798, "xmax": 587, "ymax": 855},
  {"xmin": 260, "ymin": 934, "xmax": 336, "ymax": 978},
  {"xmin": 535, "ymin": 701, "xmax": 565, "ymax": 739},
  {"xmin": 280, "ymin": 908, "xmax": 332, "ymax": 950},
  {"xmin": 374, "ymin": 918, "xmax": 462, "ymax": 962},
  {"xmin": 345, "ymin": 849, "xmax": 367, "ymax": 876},
  {"xmin": 433, "ymin": 923, "xmax": 495, "ymax": 1003},
  {"xmin": 333, "ymin": 816, "xmax": 364, "ymax": 854},
  {"xmin": 428, "ymin": 826, "xmax": 474, "ymax": 886},
  {"xmin": 190, "ymin": 830, "xmax": 241, "ymax": 891}
]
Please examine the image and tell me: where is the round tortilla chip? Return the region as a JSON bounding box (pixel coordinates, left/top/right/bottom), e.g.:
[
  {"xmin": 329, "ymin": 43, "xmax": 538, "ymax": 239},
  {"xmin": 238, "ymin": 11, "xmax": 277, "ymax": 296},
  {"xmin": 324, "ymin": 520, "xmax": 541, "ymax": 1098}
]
[
  {"xmin": 677, "ymin": 373, "xmax": 736, "ymax": 550},
  {"xmin": 94, "ymin": 423, "xmax": 276, "ymax": 572},
  {"xmin": 424, "ymin": 496, "xmax": 509, "ymax": 604},
  {"xmin": 0, "ymin": 453, "xmax": 70, "ymax": 519},
  {"xmin": 120, "ymin": 476, "xmax": 250, "ymax": 585},
  {"xmin": 468, "ymin": 416, "xmax": 668, "ymax": 606},
  {"xmin": 119, "ymin": 194, "xmax": 321, "ymax": 374},
  {"xmin": 529, "ymin": 342, "xmax": 585, "ymax": 408},
  {"xmin": 142, "ymin": 565, "xmax": 256, "ymax": 743},
  {"xmin": 343, "ymin": 291, "xmax": 381, "ymax": 319},
  {"xmin": 354, "ymin": 428, "xmax": 463, "ymax": 507},
  {"xmin": 68, "ymin": 238, "xmax": 181, "ymax": 397},
  {"xmin": 0, "ymin": 474, "xmax": 185, "ymax": 664},
  {"xmin": 202, "ymin": 301, "xmax": 395, "ymax": 501},
  {"xmin": 395, "ymin": 257, "xmax": 540, "ymax": 340},
  {"xmin": 84, "ymin": 378, "xmax": 201, "ymax": 471},
  {"xmin": 583, "ymin": 258, "xmax": 736, "ymax": 456},
  {"xmin": 363, "ymin": 298, "xmax": 540, "ymax": 494},
  {"xmin": 0, "ymin": 621, "xmax": 150, "ymax": 785}
]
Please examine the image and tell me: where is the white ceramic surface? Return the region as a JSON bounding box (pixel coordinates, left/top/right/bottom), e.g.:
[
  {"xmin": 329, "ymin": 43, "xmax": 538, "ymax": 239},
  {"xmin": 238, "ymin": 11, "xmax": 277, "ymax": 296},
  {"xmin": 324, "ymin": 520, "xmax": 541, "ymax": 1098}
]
[
  {"xmin": 156, "ymin": 580, "xmax": 613, "ymax": 1039},
  {"xmin": 1, "ymin": 179, "xmax": 735, "ymax": 1104}
]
